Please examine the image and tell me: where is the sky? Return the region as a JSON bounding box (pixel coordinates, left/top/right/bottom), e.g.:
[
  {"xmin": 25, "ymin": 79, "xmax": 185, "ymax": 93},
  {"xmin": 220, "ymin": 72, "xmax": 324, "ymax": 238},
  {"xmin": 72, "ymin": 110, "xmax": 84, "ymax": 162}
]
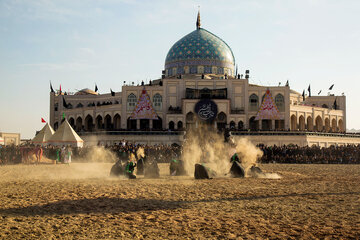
[{"xmin": 0, "ymin": 0, "xmax": 360, "ymax": 138}]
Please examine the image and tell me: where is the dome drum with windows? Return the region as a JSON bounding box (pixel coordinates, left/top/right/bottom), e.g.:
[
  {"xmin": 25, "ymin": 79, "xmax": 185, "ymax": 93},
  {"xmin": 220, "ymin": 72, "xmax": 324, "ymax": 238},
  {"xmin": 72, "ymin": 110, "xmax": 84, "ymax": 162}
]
[{"xmin": 165, "ymin": 11, "xmax": 235, "ymax": 77}]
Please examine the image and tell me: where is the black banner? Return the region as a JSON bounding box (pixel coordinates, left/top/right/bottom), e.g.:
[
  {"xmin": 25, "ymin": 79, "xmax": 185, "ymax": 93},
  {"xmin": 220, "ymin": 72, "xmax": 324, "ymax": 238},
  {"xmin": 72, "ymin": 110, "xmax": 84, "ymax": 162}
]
[{"xmin": 194, "ymin": 99, "xmax": 218, "ymax": 122}]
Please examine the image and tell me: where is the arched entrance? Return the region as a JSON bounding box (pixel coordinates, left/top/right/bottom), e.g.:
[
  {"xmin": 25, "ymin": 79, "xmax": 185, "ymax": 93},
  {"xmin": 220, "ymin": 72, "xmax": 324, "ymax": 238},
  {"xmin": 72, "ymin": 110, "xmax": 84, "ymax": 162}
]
[
  {"xmin": 96, "ymin": 115, "xmax": 103, "ymax": 130},
  {"xmin": 324, "ymin": 118, "xmax": 330, "ymax": 132},
  {"xmin": 299, "ymin": 116, "xmax": 305, "ymax": 131},
  {"xmin": 216, "ymin": 112, "xmax": 227, "ymax": 131},
  {"xmin": 113, "ymin": 114, "xmax": 121, "ymax": 130},
  {"xmin": 275, "ymin": 120, "xmax": 285, "ymax": 130},
  {"xmin": 127, "ymin": 117, "xmax": 137, "ymax": 130},
  {"xmin": 238, "ymin": 121, "xmax": 244, "ymax": 130},
  {"xmin": 54, "ymin": 122, "xmax": 59, "ymax": 131},
  {"xmin": 104, "ymin": 115, "xmax": 112, "ymax": 130},
  {"xmin": 249, "ymin": 117, "xmax": 258, "ymax": 131},
  {"xmin": 229, "ymin": 121, "xmax": 235, "ymax": 130},
  {"xmin": 153, "ymin": 117, "xmax": 162, "ymax": 130},
  {"xmin": 307, "ymin": 116, "xmax": 313, "ymax": 131},
  {"xmin": 85, "ymin": 115, "xmax": 94, "ymax": 132},
  {"xmin": 76, "ymin": 117, "xmax": 82, "ymax": 131},
  {"xmin": 315, "ymin": 116, "xmax": 323, "ymax": 132},
  {"xmin": 331, "ymin": 119, "xmax": 337, "ymax": 132},
  {"xmin": 186, "ymin": 112, "xmax": 195, "ymax": 129},
  {"xmin": 177, "ymin": 121, "xmax": 183, "ymax": 130},
  {"xmin": 169, "ymin": 121, "xmax": 175, "ymax": 130},
  {"xmin": 69, "ymin": 117, "xmax": 75, "ymax": 129},
  {"xmin": 262, "ymin": 120, "xmax": 271, "ymax": 130},
  {"xmin": 338, "ymin": 119, "xmax": 344, "ymax": 132},
  {"xmin": 140, "ymin": 119, "xmax": 150, "ymax": 130},
  {"xmin": 290, "ymin": 115, "xmax": 297, "ymax": 131}
]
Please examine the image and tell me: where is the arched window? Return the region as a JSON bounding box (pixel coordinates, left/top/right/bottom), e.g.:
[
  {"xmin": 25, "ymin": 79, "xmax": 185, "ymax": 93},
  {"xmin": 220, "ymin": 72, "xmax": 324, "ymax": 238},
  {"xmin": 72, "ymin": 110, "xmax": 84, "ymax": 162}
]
[
  {"xmin": 127, "ymin": 94, "xmax": 137, "ymax": 111},
  {"xmin": 177, "ymin": 121, "xmax": 183, "ymax": 130},
  {"xmin": 153, "ymin": 94, "xmax": 162, "ymax": 111},
  {"xmin": 275, "ymin": 94, "xmax": 285, "ymax": 111},
  {"xmin": 249, "ymin": 94, "xmax": 259, "ymax": 111},
  {"xmin": 169, "ymin": 121, "xmax": 175, "ymax": 130},
  {"xmin": 238, "ymin": 121, "xmax": 244, "ymax": 130},
  {"xmin": 230, "ymin": 121, "xmax": 235, "ymax": 130}
]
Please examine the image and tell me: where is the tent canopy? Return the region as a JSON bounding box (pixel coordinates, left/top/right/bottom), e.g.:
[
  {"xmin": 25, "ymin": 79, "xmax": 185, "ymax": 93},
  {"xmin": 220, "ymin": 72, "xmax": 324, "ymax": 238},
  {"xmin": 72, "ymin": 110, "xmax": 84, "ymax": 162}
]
[
  {"xmin": 48, "ymin": 119, "xmax": 83, "ymax": 147},
  {"xmin": 32, "ymin": 122, "xmax": 55, "ymax": 145}
]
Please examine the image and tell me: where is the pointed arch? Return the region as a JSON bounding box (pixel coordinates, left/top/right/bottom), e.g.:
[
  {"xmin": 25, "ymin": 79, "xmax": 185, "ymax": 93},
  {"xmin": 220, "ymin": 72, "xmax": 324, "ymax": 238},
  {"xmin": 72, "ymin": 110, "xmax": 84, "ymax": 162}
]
[
  {"xmin": 113, "ymin": 114, "xmax": 121, "ymax": 130},
  {"xmin": 290, "ymin": 114, "xmax": 297, "ymax": 131},
  {"xmin": 76, "ymin": 117, "xmax": 83, "ymax": 131},
  {"xmin": 85, "ymin": 115, "xmax": 94, "ymax": 132},
  {"xmin": 331, "ymin": 118, "xmax": 337, "ymax": 132},
  {"xmin": 104, "ymin": 114, "xmax": 112, "ymax": 130},
  {"xmin": 324, "ymin": 118, "xmax": 330, "ymax": 132},
  {"xmin": 96, "ymin": 115, "xmax": 103, "ymax": 130},
  {"xmin": 307, "ymin": 116, "xmax": 313, "ymax": 131},
  {"xmin": 299, "ymin": 115, "xmax": 305, "ymax": 131},
  {"xmin": 315, "ymin": 116, "xmax": 323, "ymax": 132}
]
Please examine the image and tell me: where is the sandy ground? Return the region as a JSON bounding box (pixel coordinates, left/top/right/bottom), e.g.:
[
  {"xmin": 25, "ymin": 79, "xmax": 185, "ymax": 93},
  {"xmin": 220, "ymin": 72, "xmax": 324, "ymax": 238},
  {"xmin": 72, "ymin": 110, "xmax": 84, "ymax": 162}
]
[{"xmin": 0, "ymin": 163, "xmax": 359, "ymax": 239}]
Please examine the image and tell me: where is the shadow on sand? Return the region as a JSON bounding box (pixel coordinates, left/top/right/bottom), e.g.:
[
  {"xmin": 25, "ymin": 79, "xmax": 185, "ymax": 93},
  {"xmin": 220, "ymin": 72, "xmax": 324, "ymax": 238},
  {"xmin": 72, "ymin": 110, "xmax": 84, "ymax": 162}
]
[
  {"xmin": 1, "ymin": 191, "xmax": 359, "ymax": 217},
  {"xmin": 0, "ymin": 197, "xmax": 186, "ymax": 216}
]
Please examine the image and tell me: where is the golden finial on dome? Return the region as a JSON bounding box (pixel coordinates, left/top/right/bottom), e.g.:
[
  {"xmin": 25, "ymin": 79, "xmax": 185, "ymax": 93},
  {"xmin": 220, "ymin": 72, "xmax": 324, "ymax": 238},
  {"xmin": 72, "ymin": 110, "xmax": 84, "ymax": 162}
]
[{"xmin": 196, "ymin": 7, "xmax": 201, "ymax": 29}]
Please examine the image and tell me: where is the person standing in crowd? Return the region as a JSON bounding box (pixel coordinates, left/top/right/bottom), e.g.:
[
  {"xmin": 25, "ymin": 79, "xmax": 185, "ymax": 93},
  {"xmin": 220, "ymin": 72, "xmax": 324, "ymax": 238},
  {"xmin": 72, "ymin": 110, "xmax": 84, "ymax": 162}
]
[{"xmin": 64, "ymin": 146, "xmax": 72, "ymax": 164}]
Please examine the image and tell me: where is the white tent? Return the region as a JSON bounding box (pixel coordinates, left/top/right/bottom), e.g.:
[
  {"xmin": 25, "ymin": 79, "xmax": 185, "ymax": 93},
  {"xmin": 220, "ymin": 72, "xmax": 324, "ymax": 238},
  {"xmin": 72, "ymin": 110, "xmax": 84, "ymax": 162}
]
[
  {"xmin": 0, "ymin": 137, "xmax": 4, "ymax": 145},
  {"xmin": 32, "ymin": 122, "xmax": 55, "ymax": 146},
  {"xmin": 47, "ymin": 119, "xmax": 84, "ymax": 147}
]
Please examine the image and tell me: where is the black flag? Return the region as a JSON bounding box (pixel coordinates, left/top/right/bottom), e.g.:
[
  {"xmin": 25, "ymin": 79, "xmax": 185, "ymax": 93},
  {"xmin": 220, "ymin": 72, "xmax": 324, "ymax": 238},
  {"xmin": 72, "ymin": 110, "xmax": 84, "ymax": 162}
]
[
  {"xmin": 329, "ymin": 84, "xmax": 334, "ymax": 90},
  {"xmin": 95, "ymin": 84, "xmax": 98, "ymax": 92},
  {"xmin": 308, "ymin": 85, "xmax": 311, "ymax": 97},
  {"xmin": 285, "ymin": 80, "xmax": 289, "ymax": 87},
  {"xmin": 333, "ymin": 98, "xmax": 337, "ymax": 110},
  {"xmin": 50, "ymin": 82, "xmax": 55, "ymax": 93},
  {"xmin": 302, "ymin": 90, "xmax": 305, "ymax": 101},
  {"xmin": 110, "ymin": 89, "xmax": 115, "ymax": 96},
  {"xmin": 62, "ymin": 96, "xmax": 68, "ymax": 108},
  {"xmin": 318, "ymin": 90, "xmax": 322, "ymax": 95}
]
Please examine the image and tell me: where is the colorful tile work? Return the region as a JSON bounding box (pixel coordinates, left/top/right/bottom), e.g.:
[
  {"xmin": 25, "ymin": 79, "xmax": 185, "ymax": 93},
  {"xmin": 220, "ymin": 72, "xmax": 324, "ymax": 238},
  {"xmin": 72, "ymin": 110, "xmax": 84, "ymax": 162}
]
[{"xmin": 165, "ymin": 28, "xmax": 235, "ymax": 74}]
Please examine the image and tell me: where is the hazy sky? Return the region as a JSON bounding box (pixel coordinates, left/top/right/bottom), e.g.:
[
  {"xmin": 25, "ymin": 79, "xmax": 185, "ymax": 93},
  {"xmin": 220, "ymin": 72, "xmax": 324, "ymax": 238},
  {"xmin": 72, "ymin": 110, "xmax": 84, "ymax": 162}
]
[{"xmin": 1, "ymin": 0, "xmax": 359, "ymax": 138}]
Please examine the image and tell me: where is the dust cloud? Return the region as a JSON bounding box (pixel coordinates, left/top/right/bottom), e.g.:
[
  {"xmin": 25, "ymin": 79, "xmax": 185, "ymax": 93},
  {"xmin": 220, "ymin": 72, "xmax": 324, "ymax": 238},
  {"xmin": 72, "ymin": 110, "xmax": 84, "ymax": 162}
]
[{"xmin": 182, "ymin": 125, "xmax": 280, "ymax": 178}]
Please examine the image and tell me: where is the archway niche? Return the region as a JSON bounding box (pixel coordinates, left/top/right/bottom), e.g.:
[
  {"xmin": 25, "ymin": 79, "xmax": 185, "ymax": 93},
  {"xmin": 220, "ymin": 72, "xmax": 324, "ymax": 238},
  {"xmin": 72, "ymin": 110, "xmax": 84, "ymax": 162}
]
[
  {"xmin": 169, "ymin": 121, "xmax": 175, "ymax": 130},
  {"xmin": 229, "ymin": 121, "xmax": 236, "ymax": 130},
  {"xmin": 315, "ymin": 116, "xmax": 323, "ymax": 132},
  {"xmin": 85, "ymin": 115, "xmax": 94, "ymax": 132},
  {"xmin": 104, "ymin": 115, "xmax": 112, "ymax": 130},
  {"xmin": 127, "ymin": 117, "xmax": 137, "ymax": 130},
  {"xmin": 238, "ymin": 121, "xmax": 244, "ymax": 130},
  {"xmin": 76, "ymin": 117, "xmax": 83, "ymax": 131},
  {"xmin": 177, "ymin": 121, "xmax": 183, "ymax": 130},
  {"xmin": 324, "ymin": 118, "xmax": 330, "ymax": 132},
  {"xmin": 113, "ymin": 114, "xmax": 121, "ymax": 130},
  {"xmin": 307, "ymin": 116, "xmax": 313, "ymax": 131},
  {"xmin": 290, "ymin": 115, "xmax": 297, "ymax": 131},
  {"xmin": 96, "ymin": 115, "xmax": 103, "ymax": 130},
  {"xmin": 249, "ymin": 117, "xmax": 258, "ymax": 131},
  {"xmin": 299, "ymin": 116, "xmax": 305, "ymax": 131},
  {"xmin": 216, "ymin": 112, "xmax": 227, "ymax": 131},
  {"xmin": 338, "ymin": 119, "xmax": 344, "ymax": 132},
  {"xmin": 153, "ymin": 117, "xmax": 162, "ymax": 130},
  {"xmin": 331, "ymin": 118, "xmax": 337, "ymax": 132}
]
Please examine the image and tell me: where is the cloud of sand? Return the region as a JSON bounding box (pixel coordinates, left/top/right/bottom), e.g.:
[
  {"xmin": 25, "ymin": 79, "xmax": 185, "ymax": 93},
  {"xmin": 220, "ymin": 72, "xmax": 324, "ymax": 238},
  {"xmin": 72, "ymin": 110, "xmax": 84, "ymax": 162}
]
[
  {"xmin": 182, "ymin": 126, "xmax": 262, "ymax": 176},
  {"xmin": 181, "ymin": 126, "xmax": 282, "ymax": 179},
  {"xmin": 76, "ymin": 146, "xmax": 117, "ymax": 163}
]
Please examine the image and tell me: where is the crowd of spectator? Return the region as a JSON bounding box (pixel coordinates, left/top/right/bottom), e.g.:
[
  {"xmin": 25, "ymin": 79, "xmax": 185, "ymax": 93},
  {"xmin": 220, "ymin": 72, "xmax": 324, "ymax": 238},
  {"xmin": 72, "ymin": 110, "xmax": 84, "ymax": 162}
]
[
  {"xmin": 259, "ymin": 145, "xmax": 360, "ymax": 164},
  {"xmin": 0, "ymin": 140, "xmax": 359, "ymax": 165}
]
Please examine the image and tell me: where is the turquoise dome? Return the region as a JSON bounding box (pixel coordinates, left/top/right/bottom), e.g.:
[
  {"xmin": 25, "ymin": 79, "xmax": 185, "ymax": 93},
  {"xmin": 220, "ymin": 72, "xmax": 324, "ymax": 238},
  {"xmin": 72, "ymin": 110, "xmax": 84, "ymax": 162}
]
[{"xmin": 165, "ymin": 28, "xmax": 235, "ymax": 76}]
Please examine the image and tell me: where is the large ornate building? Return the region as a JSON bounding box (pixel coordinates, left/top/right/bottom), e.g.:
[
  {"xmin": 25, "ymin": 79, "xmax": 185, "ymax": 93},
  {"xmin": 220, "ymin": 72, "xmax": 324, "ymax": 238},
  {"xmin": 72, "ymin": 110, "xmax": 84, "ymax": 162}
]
[{"xmin": 49, "ymin": 13, "xmax": 356, "ymax": 146}]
